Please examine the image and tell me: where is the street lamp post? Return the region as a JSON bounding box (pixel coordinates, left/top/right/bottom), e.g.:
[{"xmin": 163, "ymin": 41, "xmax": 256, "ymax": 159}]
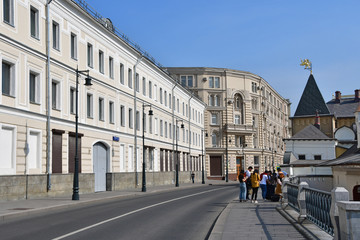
[
  {"xmin": 175, "ymin": 119, "xmax": 184, "ymax": 187},
  {"xmin": 142, "ymin": 103, "xmax": 153, "ymax": 192},
  {"xmin": 225, "ymin": 98, "xmax": 232, "ymax": 182},
  {"xmin": 72, "ymin": 66, "xmax": 92, "ymax": 201}
]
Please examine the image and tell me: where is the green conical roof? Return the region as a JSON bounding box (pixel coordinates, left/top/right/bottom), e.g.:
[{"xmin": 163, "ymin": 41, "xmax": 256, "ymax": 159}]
[{"xmin": 294, "ymin": 74, "xmax": 330, "ymax": 116}]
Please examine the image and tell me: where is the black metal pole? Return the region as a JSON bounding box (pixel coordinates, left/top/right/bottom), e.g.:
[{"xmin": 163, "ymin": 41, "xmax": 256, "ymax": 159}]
[
  {"xmin": 142, "ymin": 104, "xmax": 146, "ymax": 192},
  {"xmin": 201, "ymin": 130, "xmax": 205, "ymax": 184},
  {"xmin": 175, "ymin": 122, "xmax": 179, "ymax": 187},
  {"xmin": 72, "ymin": 67, "xmax": 79, "ymax": 200},
  {"xmin": 225, "ymin": 99, "xmax": 229, "ymax": 182}
]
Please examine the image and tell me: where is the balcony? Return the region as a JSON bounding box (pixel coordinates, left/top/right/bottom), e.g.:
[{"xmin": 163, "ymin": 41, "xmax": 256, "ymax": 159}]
[{"xmin": 224, "ymin": 124, "xmax": 255, "ymax": 134}]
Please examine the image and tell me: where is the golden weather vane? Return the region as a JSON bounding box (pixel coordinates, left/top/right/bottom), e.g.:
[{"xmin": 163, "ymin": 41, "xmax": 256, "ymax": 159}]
[{"xmin": 300, "ymin": 59, "xmax": 312, "ymax": 74}]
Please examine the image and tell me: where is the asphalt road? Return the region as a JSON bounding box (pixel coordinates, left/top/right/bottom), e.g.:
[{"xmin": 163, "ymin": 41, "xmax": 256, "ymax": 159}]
[{"xmin": 0, "ymin": 184, "xmax": 238, "ymax": 240}]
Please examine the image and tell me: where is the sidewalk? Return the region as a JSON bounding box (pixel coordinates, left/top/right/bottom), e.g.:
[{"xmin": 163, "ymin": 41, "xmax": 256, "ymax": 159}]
[{"xmin": 209, "ymin": 199, "xmax": 307, "ymax": 240}]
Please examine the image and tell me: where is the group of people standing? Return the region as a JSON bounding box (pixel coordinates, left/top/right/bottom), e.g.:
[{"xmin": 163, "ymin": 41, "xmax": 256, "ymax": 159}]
[{"xmin": 239, "ymin": 166, "xmax": 287, "ymax": 203}]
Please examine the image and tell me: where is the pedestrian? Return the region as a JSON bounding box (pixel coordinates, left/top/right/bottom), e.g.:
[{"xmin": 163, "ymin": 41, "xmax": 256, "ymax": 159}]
[
  {"xmin": 274, "ymin": 172, "xmax": 285, "ymax": 201},
  {"xmin": 238, "ymin": 170, "xmax": 246, "ymax": 202},
  {"xmin": 191, "ymin": 172, "xmax": 195, "ymax": 183},
  {"xmin": 250, "ymin": 169, "xmax": 260, "ymax": 203},
  {"xmin": 245, "ymin": 166, "xmax": 253, "ymax": 200},
  {"xmin": 260, "ymin": 170, "xmax": 269, "ymax": 200},
  {"xmin": 276, "ymin": 167, "xmax": 288, "ymax": 177}
]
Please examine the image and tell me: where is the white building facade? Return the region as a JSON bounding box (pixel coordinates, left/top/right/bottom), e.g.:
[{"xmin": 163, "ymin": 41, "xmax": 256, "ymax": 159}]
[{"xmin": 0, "ymin": 0, "xmax": 205, "ymax": 199}]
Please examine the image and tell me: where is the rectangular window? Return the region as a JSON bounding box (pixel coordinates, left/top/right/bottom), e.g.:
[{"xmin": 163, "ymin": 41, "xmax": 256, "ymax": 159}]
[
  {"xmin": 99, "ymin": 98, "xmax": 104, "ymax": 121},
  {"xmin": 164, "ymin": 122, "xmax": 167, "ymax": 138},
  {"xmin": 149, "ymin": 115, "xmax": 153, "ymax": 134},
  {"xmin": 154, "ymin": 117, "xmax": 158, "ymax": 135},
  {"xmin": 164, "ymin": 91, "xmax": 167, "ymax": 107},
  {"xmin": 87, "ymin": 93, "xmax": 93, "ymax": 118},
  {"xmin": 128, "ymin": 68, "xmax": 132, "ymax": 88},
  {"xmin": 120, "ymin": 144, "xmax": 125, "ymax": 171},
  {"xmin": 129, "ymin": 108, "xmax": 133, "ymax": 129},
  {"xmin": 136, "ymin": 111, "xmax": 140, "ymax": 130},
  {"xmin": 128, "ymin": 146, "xmax": 133, "ymax": 171},
  {"xmin": 160, "ymin": 88, "xmax": 163, "ymax": 104},
  {"xmin": 180, "ymin": 76, "xmax": 193, "ymax": 87},
  {"xmin": 109, "ymin": 101, "xmax": 114, "ymax": 124},
  {"xmin": 160, "ymin": 120, "xmax": 163, "ymax": 137},
  {"xmin": 148, "ymin": 81, "xmax": 152, "ymax": 98},
  {"xmin": 254, "ymin": 156, "xmax": 259, "ymax": 165},
  {"xmin": 120, "ymin": 105, "xmax": 125, "ymax": 126},
  {"xmin": 142, "ymin": 77, "xmax": 146, "ymax": 96},
  {"xmin": 188, "ymin": 76, "xmax": 193, "ymax": 87},
  {"xmin": 99, "ymin": 50, "xmax": 104, "ymax": 73},
  {"xmin": 70, "ymin": 87, "xmax": 75, "ymax": 114},
  {"xmin": 135, "ymin": 73, "xmax": 139, "ymax": 92},
  {"xmin": 29, "ymin": 72, "xmax": 40, "ymax": 103},
  {"xmin": 120, "ymin": 63, "xmax": 124, "ymax": 84},
  {"xmin": 298, "ymin": 154, "xmax": 306, "ymax": 160},
  {"xmin": 169, "ymin": 94, "xmax": 172, "ymax": 109},
  {"xmin": 169, "ymin": 123, "xmax": 172, "ymax": 139},
  {"xmin": 209, "ymin": 77, "xmax": 214, "ymax": 88},
  {"xmin": 314, "ymin": 155, "xmax": 322, "ymax": 160},
  {"xmin": 143, "ymin": 113, "xmax": 147, "ymax": 132},
  {"xmin": 70, "ymin": 33, "xmax": 77, "ymax": 60},
  {"xmin": 215, "ymin": 77, "xmax": 220, "ymax": 88},
  {"xmin": 51, "ymin": 80, "xmax": 60, "ymax": 110},
  {"xmin": 87, "ymin": 43, "xmax": 93, "ymax": 67},
  {"xmin": 52, "ymin": 21, "xmax": 60, "ymax": 50},
  {"xmin": 181, "ymin": 76, "xmax": 186, "ymax": 87},
  {"xmin": 3, "ymin": 0, "xmax": 14, "ymax": 25},
  {"xmin": 30, "ymin": 6, "xmax": 39, "ymax": 39},
  {"xmin": 154, "ymin": 84, "xmax": 157, "ymax": 101},
  {"xmin": 211, "ymin": 113, "xmax": 217, "ymax": 125},
  {"xmin": 234, "ymin": 115, "xmax": 240, "ymax": 124},
  {"xmin": 109, "ymin": 57, "xmax": 114, "ymax": 79}
]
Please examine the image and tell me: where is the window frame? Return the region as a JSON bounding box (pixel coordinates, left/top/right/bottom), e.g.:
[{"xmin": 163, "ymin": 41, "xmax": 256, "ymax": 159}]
[
  {"xmin": 87, "ymin": 43, "xmax": 93, "ymax": 68},
  {"xmin": 51, "ymin": 80, "xmax": 61, "ymax": 110},
  {"xmin": 99, "ymin": 50, "xmax": 104, "ymax": 74},
  {"xmin": 52, "ymin": 21, "xmax": 60, "ymax": 50},
  {"xmin": 70, "ymin": 32, "xmax": 77, "ymax": 60},
  {"xmin": 30, "ymin": 6, "xmax": 39, "ymax": 39},
  {"xmin": 3, "ymin": 0, "xmax": 14, "ymax": 26},
  {"xmin": 2, "ymin": 60, "xmax": 15, "ymax": 96},
  {"xmin": 109, "ymin": 101, "xmax": 114, "ymax": 124},
  {"xmin": 29, "ymin": 71, "xmax": 40, "ymax": 104},
  {"xmin": 109, "ymin": 56, "xmax": 114, "ymax": 79},
  {"xmin": 86, "ymin": 93, "xmax": 93, "ymax": 118}
]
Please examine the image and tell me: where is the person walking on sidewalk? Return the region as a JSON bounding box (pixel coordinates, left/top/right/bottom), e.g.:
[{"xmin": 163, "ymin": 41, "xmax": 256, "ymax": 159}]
[
  {"xmin": 245, "ymin": 166, "xmax": 253, "ymax": 200},
  {"xmin": 238, "ymin": 170, "xmax": 247, "ymax": 202},
  {"xmin": 251, "ymin": 169, "xmax": 260, "ymax": 203},
  {"xmin": 260, "ymin": 171, "xmax": 269, "ymax": 200}
]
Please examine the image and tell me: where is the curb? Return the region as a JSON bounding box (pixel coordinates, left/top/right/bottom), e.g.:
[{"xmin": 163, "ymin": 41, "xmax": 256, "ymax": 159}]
[{"xmin": 207, "ymin": 200, "xmax": 234, "ymax": 240}]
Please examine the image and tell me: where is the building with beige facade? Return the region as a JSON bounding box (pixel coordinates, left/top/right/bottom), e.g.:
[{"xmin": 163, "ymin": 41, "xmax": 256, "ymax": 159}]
[
  {"xmin": 0, "ymin": 0, "xmax": 205, "ymax": 200},
  {"xmin": 166, "ymin": 67, "xmax": 291, "ymax": 180}
]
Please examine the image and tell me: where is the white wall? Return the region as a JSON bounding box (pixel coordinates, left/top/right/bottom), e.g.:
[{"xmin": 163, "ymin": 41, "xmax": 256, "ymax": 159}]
[{"xmin": 285, "ymin": 140, "xmax": 336, "ymax": 160}]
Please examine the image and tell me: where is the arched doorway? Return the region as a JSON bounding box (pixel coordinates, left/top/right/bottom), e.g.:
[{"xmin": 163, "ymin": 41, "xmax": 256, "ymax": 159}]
[
  {"xmin": 353, "ymin": 185, "xmax": 360, "ymax": 201},
  {"xmin": 93, "ymin": 142, "xmax": 108, "ymax": 192}
]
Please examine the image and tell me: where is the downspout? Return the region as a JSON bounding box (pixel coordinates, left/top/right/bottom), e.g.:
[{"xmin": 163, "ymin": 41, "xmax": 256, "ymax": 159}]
[
  {"xmin": 46, "ymin": 0, "xmax": 53, "ymax": 191},
  {"xmin": 188, "ymin": 93, "xmax": 194, "ymax": 171},
  {"xmin": 171, "ymin": 81, "xmax": 178, "ymax": 183},
  {"xmin": 134, "ymin": 56, "xmax": 143, "ymax": 187}
]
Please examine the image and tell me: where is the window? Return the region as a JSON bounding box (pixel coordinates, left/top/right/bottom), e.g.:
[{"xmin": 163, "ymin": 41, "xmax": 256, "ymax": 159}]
[
  {"xmin": 160, "ymin": 120, "xmax": 163, "ymax": 136},
  {"xmin": 211, "ymin": 133, "xmax": 217, "ymax": 147},
  {"xmin": 211, "ymin": 113, "xmax": 218, "ymax": 125},
  {"xmin": 128, "ymin": 146, "xmax": 133, "ymax": 171},
  {"xmin": 154, "ymin": 84, "xmax": 157, "ymax": 101},
  {"xmin": 169, "ymin": 123, "xmax": 172, "ymax": 139},
  {"xmin": 30, "ymin": 6, "xmax": 39, "ymax": 39},
  {"xmin": 298, "ymin": 154, "xmax": 306, "ymax": 160},
  {"xmin": 214, "ymin": 95, "xmax": 220, "ymax": 106},
  {"xmin": 180, "ymin": 76, "xmax": 193, "ymax": 87},
  {"xmin": 142, "ymin": 77, "xmax": 146, "ymax": 95},
  {"xmin": 70, "ymin": 87, "xmax": 75, "ymax": 114},
  {"xmin": 52, "ymin": 21, "xmax": 60, "ymax": 50},
  {"xmin": 214, "ymin": 77, "xmax": 220, "ymax": 88},
  {"xmin": 177, "ymin": 99, "xmax": 179, "ymax": 112},
  {"xmin": 99, "ymin": 50, "xmax": 104, "ymax": 73},
  {"xmin": 135, "ymin": 73, "xmax": 139, "ymax": 92},
  {"xmin": 128, "ymin": 68, "xmax": 132, "ymax": 88},
  {"xmin": 120, "ymin": 105, "xmax": 125, "ymax": 126},
  {"xmin": 149, "ymin": 115, "xmax": 153, "ymax": 134},
  {"xmin": 148, "ymin": 81, "xmax": 152, "ymax": 98},
  {"xmin": 252, "ymin": 82, "xmax": 257, "ymax": 93},
  {"xmin": 87, "ymin": 93, "xmax": 93, "ymax": 118},
  {"xmin": 254, "ymin": 156, "xmax": 259, "ymax": 165},
  {"xmin": 164, "ymin": 122, "xmax": 167, "ymax": 138},
  {"xmin": 160, "ymin": 88, "xmax": 163, "ymax": 104},
  {"xmin": 209, "ymin": 77, "xmax": 214, "ymax": 88},
  {"xmin": 234, "ymin": 115, "xmax": 240, "ymax": 124},
  {"xmin": 70, "ymin": 33, "xmax": 77, "ymax": 60},
  {"xmin": 87, "ymin": 43, "xmax": 93, "ymax": 67},
  {"xmin": 129, "ymin": 108, "xmax": 133, "ymax": 128},
  {"xmin": 120, "ymin": 144, "xmax": 125, "ymax": 171},
  {"xmin": 51, "ymin": 80, "xmax": 60, "ymax": 110},
  {"xmin": 209, "ymin": 95, "xmax": 214, "ymax": 106},
  {"xmin": 136, "ymin": 111, "xmax": 140, "ymax": 130},
  {"xmin": 235, "ymin": 135, "xmax": 245, "ymax": 147},
  {"xmin": 154, "ymin": 117, "xmax": 158, "ymax": 135},
  {"xmin": 169, "ymin": 94, "xmax": 172, "ymax": 109},
  {"xmin": 29, "ymin": 72, "xmax": 40, "ymax": 103},
  {"xmin": 109, "ymin": 101, "xmax": 114, "ymax": 124},
  {"xmin": 0, "ymin": 125, "xmax": 16, "ymax": 174},
  {"xmin": 28, "ymin": 130, "xmax": 41, "ymax": 170},
  {"xmin": 109, "ymin": 57, "xmax": 114, "ymax": 79},
  {"xmin": 314, "ymin": 155, "xmax": 322, "ymax": 160},
  {"xmin": 120, "ymin": 63, "xmax": 124, "ymax": 84},
  {"xmin": 3, "ymin": 0, "xmax": 14, "ymax": 25},
  {"xmin": 143, "ymin": 113, "xmax": 147, "ymax": 132},
  {"xmin": 98, "ymin": 98, "xmax": 104, "ymax": 121},
  {"xmin": 164, "ymin": 91, "xmax": 167, "ymax": 106}
]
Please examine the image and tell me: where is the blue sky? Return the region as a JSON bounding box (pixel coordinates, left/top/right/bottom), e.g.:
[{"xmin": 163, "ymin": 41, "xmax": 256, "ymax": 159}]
[{"xmin": 84, "ymin": 0, "xmax": 359, "ymax": 115}]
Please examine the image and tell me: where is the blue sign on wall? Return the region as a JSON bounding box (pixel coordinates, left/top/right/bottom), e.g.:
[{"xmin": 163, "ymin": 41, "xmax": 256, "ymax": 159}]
[{"xmin": 113, "ymin": 136, "xmax": 119, "ymax": 142}]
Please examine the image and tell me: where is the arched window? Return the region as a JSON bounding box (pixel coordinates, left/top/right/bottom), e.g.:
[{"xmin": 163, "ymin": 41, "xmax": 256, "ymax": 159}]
[
  {"xmin": 234, "ymin": 93, "xmax": 244, "ymax": 124},
  {"xmin": 211, "ymin": 132, "xmax": 218, "ymax": 147}
]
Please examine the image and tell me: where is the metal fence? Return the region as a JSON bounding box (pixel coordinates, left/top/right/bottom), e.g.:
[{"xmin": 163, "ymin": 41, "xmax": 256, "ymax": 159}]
[
  {"xmin": 287, "ymin": 183, "xmax": 299, "ymax": 212},
  {"xmin": 304, "ymin": 187, "xmax": 333, "ymax": 236}
]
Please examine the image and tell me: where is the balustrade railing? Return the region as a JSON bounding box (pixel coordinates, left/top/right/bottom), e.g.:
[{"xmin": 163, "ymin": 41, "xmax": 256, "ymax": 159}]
[
  {"xmin": 304, "ymin": 187, "xmax": 333, "ymax": 236},
  {"xmin": 287, "ymin": 183, "xmax": 299, "ymax": 212}
]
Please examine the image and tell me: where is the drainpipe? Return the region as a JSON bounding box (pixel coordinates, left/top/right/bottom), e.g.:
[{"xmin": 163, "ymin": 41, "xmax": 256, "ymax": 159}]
[
  {"xmin": 134, "ymin": 56, "xmax": 143, "ymax": 187},
  {"xmin": 46, "ymin": 0, "xmax": 53, "ymax": 191},
  {"xmin": 171, "ymin": 81, "xmax": 179, "ymax": 182},
  {"xmin": 188, "ymin": 93, "xmax": 194, "ymax": 171}
]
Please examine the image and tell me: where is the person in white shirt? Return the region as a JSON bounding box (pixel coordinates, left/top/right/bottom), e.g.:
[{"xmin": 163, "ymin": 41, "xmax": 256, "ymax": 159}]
[{"xmin": 260, "ymin": 171, "xmax": 269, "ymax": 200}]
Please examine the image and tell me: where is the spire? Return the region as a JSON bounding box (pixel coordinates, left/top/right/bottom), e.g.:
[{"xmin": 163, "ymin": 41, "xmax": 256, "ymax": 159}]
[{"xmin": 294, "ymin": 74, "xmax": 330, "ymax": 117}]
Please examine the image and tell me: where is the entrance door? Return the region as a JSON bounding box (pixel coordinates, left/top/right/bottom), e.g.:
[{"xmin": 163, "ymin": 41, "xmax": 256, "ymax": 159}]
[
  {"xmin": 210, "ymin": 156, "xmax": 222, "ymax": 176},
  {"xmin": 353, "ymin": 185, "xmax": 360, "ymax": 201},
  {"xmin": 93, "ymin": 142, "xmax": 108, "ymax": 192},
  {"xmin": 236, "ymin": 157, "xmax": 242, "ymax": 180}
]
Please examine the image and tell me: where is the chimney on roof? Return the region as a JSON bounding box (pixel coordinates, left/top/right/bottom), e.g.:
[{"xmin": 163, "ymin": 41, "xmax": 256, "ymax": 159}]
[
  {"xmin": 314, "ymin": 110, "xmax": 320, "ymax": 129},
  {"xmin": 335, "ymin": 91, "xmax": 341, "ymax": 103},
  {"xmin": 356, "ymin": 103, "xmax": 360, "ymax": 149},
  {"xmin": 355, "ymin": 89, "xmax": 360, "ymax": 102}
]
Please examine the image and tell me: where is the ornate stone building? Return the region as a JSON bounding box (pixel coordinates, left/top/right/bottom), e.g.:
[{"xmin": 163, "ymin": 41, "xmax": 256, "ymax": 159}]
[{"xmin": 166, "ymin": 67, "xmax": 291, "ymax": 180}]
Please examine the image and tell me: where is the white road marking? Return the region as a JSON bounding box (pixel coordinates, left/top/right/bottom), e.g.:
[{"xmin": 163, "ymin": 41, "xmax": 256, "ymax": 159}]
[{"xmin": 52, "ymin": 188, "xmax": 223, "ymax": 239}]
